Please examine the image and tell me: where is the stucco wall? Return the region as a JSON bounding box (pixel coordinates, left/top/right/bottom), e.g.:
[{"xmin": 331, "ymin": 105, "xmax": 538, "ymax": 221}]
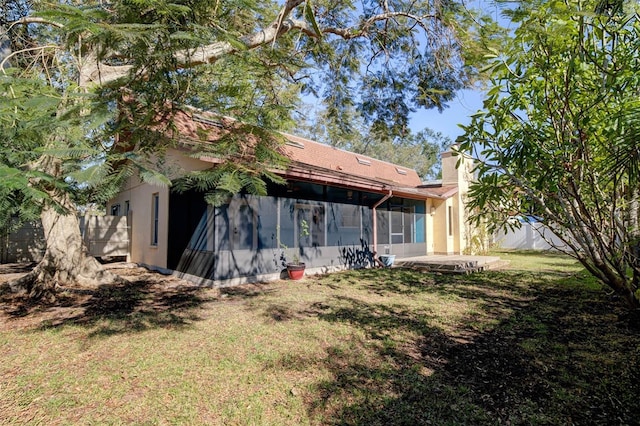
[
  {"xmin": 440, "ymin": 148, "xmax": 475, "ymax": 255},
  {"xmin": 108, "ymin": 176, "xmax": 168, "ymax": 268},
  {"xmin": 107, "ymin": 149, "xmax": 212, "ymax": 269}
]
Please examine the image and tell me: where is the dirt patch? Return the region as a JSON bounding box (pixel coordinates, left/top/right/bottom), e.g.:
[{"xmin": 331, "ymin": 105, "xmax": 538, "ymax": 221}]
[{"xmin": 0, "ymin": 263, "xmax": 36, "ymax": 284}]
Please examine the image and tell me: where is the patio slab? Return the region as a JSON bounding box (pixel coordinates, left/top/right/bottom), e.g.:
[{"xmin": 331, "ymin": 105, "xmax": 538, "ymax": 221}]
[{"xmin": 394, "ymin": 255, "xmax": 509, "ymax": 274}]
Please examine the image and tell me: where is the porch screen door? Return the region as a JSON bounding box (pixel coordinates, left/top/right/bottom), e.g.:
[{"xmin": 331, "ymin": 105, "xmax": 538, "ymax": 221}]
[{"xmin": 390, "ymin": 206, "xmax": 404, "ymax": 245}]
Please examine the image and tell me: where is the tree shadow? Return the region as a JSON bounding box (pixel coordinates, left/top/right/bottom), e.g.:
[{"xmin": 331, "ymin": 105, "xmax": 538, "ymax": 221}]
[
  {"xmin": 0, "ymin": 277, "xmax": 216, "ymax": 339},
  {"xmin": 219, "ymin": 282, "xmax": 279, "ymax": 300},
  {"xmin": 276, "ymin": 269, "xmax": 640, "ymax": 424}
]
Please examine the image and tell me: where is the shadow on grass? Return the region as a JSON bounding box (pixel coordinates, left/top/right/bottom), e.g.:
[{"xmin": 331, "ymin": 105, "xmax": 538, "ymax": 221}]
[
  {"xmin": 1, "ymin": 278, "xmax": 214, "ymax": 338},
  {"xmin": 288, "ymin": 268, "xmax": 640, "ymax": 425}
]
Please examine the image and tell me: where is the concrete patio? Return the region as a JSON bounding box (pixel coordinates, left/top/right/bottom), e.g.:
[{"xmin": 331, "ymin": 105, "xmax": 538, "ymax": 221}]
[{"xmin": 394, "ymin": 255, "xmax": 509, "ymax": 274}]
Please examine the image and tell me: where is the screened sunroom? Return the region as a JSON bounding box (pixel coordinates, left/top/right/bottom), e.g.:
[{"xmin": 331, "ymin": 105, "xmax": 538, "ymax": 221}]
[{"xmin": 167, "ymin": 179, "xmax": 429, "ymax": 283}]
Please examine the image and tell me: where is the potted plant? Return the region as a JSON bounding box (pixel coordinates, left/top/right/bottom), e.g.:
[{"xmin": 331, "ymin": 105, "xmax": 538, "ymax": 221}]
[
  {"xmin": 279, "ymin": 219, "xmax": 309, "ymax": 280},
  {"xmin": 285, "ymin": 252, "xmax": 306, "ymax": 280},
  {"xmin": 378, "ymin": 254, "xmax": 396, "ymax": 267}
]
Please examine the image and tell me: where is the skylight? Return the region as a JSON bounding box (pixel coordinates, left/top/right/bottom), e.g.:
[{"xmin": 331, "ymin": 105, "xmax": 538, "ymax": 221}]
[
  {"xmin": 286, "ymin": 140, "xmax": 305, "ymax": 149},
  {"xmin": 356, "ymin": 157, "xmax": 371, "ymax": 166}
]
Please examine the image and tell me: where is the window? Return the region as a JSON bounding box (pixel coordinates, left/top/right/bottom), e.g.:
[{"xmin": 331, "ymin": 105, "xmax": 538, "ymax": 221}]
[
  {"xmin": 391, "ymin": 207, "xmax": 404, "ymax": 244},
  {"xmin": 296, "ymin": 202, "xmax": 325, "ymax": 248},
  {"xmin": 376, "ymin": 209, "xmax": 390, "ymax": 245},
  {"xmin": 402, "ymin": 207, "xmax": 415, "ymax": 244},
  {"xmin": 151, "ymin": 193, "xmax": 159, "ymax": 246},
  {"xmin": 279, "ymin": 198, "xmax": 296, "ymax": 249},
  {"xmin": 448, "ymin": 206, "xmax": 453, "ymax": 237},
  {"xmin": 216, "ymin": 195, "xmax": 277, "ymax": 251},
  {"xmin": 256, "ymin": 197, "xmax": 278, "ymax": 249},
  {"xmin": 110, "ymin": 204, "xmax": 120, "ymax": 216},
  {"xmin": 233, "ymin": 202, "xmax": 255, "ymax": 250},
  {"xmin": 286, "ymin": 140, "xmax": 305, "ymax": 149},
  {"xmin": 281, "ymin": 200, "xmax": 325, "ymax": 248}
]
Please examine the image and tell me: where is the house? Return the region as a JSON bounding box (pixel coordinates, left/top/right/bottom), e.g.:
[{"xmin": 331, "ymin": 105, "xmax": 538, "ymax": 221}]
[{"xmin": 107, "ymin": 109, "xmax": 474, "ymax": 285}]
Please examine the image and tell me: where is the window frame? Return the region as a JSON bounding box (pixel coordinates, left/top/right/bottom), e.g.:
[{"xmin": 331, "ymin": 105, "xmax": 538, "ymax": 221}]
[{"xmin": 151, "ymin": 193, "xmax": 159, "ymax": 246}]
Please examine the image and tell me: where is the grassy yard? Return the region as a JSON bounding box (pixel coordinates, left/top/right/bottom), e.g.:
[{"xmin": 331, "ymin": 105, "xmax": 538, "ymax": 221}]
[{"xmin": 1, "ymin": 251, "xmax": 639, "ymax": 425}]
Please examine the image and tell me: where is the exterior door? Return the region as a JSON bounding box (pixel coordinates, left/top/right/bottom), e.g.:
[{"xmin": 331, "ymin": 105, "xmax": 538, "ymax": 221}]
[{"xmin": 390, "ymin": 205, "xmax": 415, "ymax": 257}]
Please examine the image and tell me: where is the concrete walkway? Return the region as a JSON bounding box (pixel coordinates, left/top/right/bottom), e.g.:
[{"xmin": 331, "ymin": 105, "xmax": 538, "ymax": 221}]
[{"xmin": 394, "ymin": 255, "xmax": 509, "ymax": 274}]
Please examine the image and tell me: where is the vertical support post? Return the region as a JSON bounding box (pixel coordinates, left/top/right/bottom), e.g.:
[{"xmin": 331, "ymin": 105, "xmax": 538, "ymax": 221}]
[{"xmin": 372, "ymin": 190, "xmax": 393, "ymax": 253}]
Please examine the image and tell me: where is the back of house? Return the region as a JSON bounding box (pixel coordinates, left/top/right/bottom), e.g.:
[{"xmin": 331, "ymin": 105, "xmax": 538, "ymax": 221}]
[{"xmin": 107, "ymin": 109, "xmax": 473, "ymax": 285}]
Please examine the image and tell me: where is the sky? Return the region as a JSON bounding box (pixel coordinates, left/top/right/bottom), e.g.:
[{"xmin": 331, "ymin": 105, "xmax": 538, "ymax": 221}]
[
  {"xmin": 409, "ymin": 88, "xmax": 486, "ymax": 144},
  {"xmin": 409, "ymin": 0, "xmax": 512, "ymax": 143}
]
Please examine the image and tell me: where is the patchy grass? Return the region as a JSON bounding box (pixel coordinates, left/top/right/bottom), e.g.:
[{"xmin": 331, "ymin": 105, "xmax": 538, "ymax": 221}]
[{"xmin": 1, "ymin": 252, "xmax": 639, "ymax": 425}]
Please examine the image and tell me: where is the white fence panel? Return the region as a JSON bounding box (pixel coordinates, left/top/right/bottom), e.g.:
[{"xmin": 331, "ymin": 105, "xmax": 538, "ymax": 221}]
[
  {"xmin": 2, "ymin": 215, "xmax": 129, "ymax": 263},
  {"xmin": 3, "ymin": 222, "xmax": 46, "ymax": 263},
  {"xmin": 81, "ymin": 215, "xmax": 130, "ymax": 258},
  {"xmin": 494, "ymin": 222, "xmax": 567, "ymax": 251}
]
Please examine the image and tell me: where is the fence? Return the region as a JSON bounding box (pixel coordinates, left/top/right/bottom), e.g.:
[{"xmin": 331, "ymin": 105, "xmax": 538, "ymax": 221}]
[
  {"xmin": 0, "ymin": 215, "xmax": 130, "ymax": 263},
  {"xmin": 493, "ymin": 222, "xmax": 567, "ymax": 251}
]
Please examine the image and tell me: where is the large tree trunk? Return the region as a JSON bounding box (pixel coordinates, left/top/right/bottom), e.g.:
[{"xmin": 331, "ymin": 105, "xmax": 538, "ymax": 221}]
[
  {"xmin": 3, "ymin": 156, "xmax": 121, "ymax": 300},
  {"xmin": 8, "ymin": 193, "xmax": 120, "ymax": 300}
]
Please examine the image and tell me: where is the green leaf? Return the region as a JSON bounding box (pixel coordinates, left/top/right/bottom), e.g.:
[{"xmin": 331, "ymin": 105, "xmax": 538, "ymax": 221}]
[{"xmin": 304, "ymin": 0, "xmax": 323, "ymax": 39}]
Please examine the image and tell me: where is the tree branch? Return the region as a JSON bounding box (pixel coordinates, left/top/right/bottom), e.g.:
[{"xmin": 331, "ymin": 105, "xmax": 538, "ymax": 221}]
[
  {"xmin": 324, "ymin": 12, "xmax": 439, "ymax": 39},
  {"xmin": 7, "ymin": 16, "xmax": 65, "ymax": 31},
  {"xmin": 0, "ymin": 45, "xmax": 59, "ymax": 73},
  {"xmin": 79, "ymin": 5, "xmax": 440, "ymax": 86}
]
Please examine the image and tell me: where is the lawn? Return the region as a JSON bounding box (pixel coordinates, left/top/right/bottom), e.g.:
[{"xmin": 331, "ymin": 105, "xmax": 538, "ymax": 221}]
[{"xmin": 1, "ymin": 251, "xmax": 639, "ymax": 425}]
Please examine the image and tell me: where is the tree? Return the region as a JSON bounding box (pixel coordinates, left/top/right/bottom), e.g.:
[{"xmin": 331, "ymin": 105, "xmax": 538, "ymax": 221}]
[
  {"xmin": 458, "ymin": 0, "xmax": 640, "ymax": 310},
  {"xmin": 350, "ymin": 125, "xmax": 451, "ymax": 180},
  {"xmin": 1, "ymin": 0, "xmax": 497, "ymax": 298},
  {"xmin": 296, "ymin": 103, "xmax": 451, "ymax": 180}
]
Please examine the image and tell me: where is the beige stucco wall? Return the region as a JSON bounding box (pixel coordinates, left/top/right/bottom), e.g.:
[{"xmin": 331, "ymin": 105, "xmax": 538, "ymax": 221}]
[
  {"xmin": 425, "ymin": 199, "xmax": 435, "ymax": 255},
  {"xmin": 107, "ymin": 148, "xmax": 212, "ymax": 269},
  {"xmin": 436, "ymin": 147, "xmax": 475, "ymax": 255},
  {"xmin": 429, "ymin": 198, "xmax": 456, "ymax": 255},
  {"xmin": 108, "ymin": 174, "xmax": 169, "ymax": 269}
]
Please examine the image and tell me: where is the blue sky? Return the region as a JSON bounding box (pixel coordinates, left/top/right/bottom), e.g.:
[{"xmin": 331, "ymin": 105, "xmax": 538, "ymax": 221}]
[
  {"xmin": 409, "ymin": 0, "xmax": 512, "ymax": 143},
  {"xmin": 409, "ymin": 88, "xmax": 486, "ymax": 143}
]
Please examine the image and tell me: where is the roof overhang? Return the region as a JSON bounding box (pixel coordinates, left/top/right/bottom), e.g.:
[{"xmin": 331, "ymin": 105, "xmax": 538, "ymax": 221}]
[{"xmin": 280, "ymin": 161, "xmax": 458, "ymax": 201}]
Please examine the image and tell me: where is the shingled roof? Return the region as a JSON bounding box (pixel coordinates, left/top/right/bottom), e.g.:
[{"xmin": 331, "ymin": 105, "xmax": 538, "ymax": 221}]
[
  {"xmin": 281, "ymin": 133, "xmax": 421, "ymax": 187},
  {"xmin": 168, "ymin": 108, "xmax": 458, "ymax": 200}
]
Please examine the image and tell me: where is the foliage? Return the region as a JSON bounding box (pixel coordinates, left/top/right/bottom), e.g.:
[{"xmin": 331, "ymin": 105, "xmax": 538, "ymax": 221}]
[
  {"xmin": 297, "ymin": 102, "xmax": 451, "ymax": 180},
  {"xmin": 0, "ymin": 70, "xmax": 110, "ymax": 226},
  {"xmin": 459, "ymin": 0, "xmax": 640, "ymax": 309},
  {"xmin": 1, "ymin": 0, "xmax": 500, "ymax": 220}
]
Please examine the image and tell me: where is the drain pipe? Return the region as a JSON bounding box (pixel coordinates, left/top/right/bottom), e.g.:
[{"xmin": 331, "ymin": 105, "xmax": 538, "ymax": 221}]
[{"xmin": 372, "ymin": 190, "xmax": 393, "ymax": 253}]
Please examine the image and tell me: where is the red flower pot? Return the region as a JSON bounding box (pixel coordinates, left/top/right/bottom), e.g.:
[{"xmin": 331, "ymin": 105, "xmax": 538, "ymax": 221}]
[{"xmin": 286, "ymin": 263, "xmax": 306, "ymax": 280}]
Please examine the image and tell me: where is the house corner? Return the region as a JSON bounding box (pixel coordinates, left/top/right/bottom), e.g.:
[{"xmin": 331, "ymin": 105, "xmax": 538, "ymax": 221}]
[{"xmin": 441, "ymin": 146, "xmax": 475, "ymax": 255}]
